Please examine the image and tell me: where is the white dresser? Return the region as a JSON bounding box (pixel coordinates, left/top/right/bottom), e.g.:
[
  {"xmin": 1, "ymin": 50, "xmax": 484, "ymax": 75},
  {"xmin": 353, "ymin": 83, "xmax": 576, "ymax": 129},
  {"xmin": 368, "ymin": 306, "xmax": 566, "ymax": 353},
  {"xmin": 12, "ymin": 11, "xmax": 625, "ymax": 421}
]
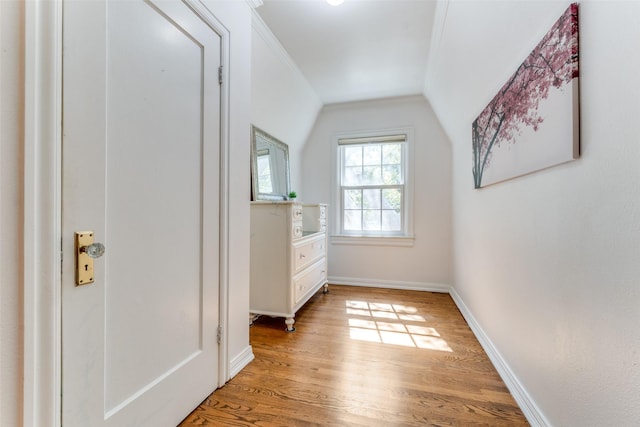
[{"xmin": 250, "ymin": 201, "xmax": 328, "ymax": 331}]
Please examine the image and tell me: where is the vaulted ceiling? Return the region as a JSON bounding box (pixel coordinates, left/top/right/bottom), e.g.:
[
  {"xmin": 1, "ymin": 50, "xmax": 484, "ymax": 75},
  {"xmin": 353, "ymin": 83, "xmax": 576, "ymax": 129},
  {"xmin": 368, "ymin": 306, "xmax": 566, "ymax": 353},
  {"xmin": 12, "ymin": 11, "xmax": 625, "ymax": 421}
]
[{"xmin": 255, "ymin": 0, "xmax": 437, "ymax": 105}]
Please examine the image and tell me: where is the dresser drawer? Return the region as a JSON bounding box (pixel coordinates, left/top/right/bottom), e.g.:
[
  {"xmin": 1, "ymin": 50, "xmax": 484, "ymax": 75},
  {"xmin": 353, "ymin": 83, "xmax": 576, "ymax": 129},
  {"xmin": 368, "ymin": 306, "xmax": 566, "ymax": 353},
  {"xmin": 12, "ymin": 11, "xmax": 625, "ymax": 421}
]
[
  {"xmin": 293, "ymin": 235, "xmax": 325, "ymax": 272},
  {"xmin": 292, "ymin": 221, "xmax": 303, "ymax": 238},
  {"xmin": 292, "ymin": 204, "xmax": 303, "ymax": 221},
  {"xmin": 318, "ymin": 204, "xmax": 326, "ymax": 219},
  {"xmin": 293, "ymin": 259, "xmax": 327, "ymax": 304}
]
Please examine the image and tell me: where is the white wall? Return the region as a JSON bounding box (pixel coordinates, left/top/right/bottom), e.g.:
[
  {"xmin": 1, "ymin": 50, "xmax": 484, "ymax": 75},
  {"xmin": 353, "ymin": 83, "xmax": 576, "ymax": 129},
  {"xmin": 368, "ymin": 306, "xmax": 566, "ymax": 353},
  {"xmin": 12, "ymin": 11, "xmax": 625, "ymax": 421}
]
[
  {"xmin": 302, "ymin": 96, "xmax": 453, "ymax": 289},
  {"xmin": 0, "ymin": 2, "xmax": 24, "ymax": 426},
  {"xmin": 0, "ymin": 1, "xmax": 253, "ymax": 425},
  {"xmin": 425, "ymin": 1, "xmax": 640, "ymax": 425},
  {"xmin": 251, "ymin": 11, "xmax": 322, "ymax": 194}
]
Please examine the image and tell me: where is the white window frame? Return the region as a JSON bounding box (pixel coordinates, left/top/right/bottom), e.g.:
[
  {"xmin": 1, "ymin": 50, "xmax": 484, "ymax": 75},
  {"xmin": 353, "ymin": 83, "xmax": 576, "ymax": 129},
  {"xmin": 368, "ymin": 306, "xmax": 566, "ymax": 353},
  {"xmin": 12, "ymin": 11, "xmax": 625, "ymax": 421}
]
[{"xmin": 331, "ymin": 128, "xmax": 415, "ymax": 247}]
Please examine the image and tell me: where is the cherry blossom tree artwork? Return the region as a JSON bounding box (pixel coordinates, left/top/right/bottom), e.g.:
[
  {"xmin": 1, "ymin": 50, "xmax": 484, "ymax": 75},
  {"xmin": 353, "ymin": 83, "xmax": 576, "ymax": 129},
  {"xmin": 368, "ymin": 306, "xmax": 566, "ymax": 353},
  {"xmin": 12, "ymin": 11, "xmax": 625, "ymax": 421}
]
[{"xmin": 472, "ymin": 3, "xmax": 579, "ymax": 188}]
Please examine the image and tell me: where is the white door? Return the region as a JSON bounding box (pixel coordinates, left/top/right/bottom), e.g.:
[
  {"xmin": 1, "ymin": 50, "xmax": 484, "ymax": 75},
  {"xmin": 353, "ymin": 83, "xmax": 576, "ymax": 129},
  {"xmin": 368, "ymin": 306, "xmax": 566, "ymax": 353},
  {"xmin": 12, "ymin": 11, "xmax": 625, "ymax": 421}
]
[{"xmin": 61, "ymin": 1, "xmax": 221, "ymax": 425}]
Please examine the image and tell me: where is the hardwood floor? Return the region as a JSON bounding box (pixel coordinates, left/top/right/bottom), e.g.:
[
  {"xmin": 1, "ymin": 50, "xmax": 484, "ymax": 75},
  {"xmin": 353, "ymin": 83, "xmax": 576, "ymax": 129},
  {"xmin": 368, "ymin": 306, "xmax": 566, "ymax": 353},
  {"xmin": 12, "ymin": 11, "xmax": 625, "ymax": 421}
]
[{"xmin": 179, "ymin": 285, "xmax": 528, "ymax": 426}]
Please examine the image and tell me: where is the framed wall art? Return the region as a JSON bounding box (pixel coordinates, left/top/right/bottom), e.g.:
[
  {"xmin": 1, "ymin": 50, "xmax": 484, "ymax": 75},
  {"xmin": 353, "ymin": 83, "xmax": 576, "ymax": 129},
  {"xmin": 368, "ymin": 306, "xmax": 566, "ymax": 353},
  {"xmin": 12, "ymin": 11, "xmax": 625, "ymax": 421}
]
[{"xmin": 472, "ymin": 3, "xmax": 579, "ymax": 189}]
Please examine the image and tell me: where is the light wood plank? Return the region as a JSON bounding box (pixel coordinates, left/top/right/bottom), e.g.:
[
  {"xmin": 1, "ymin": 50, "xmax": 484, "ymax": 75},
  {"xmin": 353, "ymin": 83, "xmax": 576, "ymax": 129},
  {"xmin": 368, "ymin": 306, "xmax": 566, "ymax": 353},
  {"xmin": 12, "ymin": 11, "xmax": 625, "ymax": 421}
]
[{"xmin": 180, "ymin": 285, "xmax": 528, "ymax": 426}]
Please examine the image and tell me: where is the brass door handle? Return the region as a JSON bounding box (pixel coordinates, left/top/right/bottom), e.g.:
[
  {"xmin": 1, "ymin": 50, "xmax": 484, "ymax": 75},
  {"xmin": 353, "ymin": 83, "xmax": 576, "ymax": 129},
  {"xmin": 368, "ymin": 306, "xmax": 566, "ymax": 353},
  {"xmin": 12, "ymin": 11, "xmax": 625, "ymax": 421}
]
[
  {"xmin": 80, "ymin": 242, "xmax": 105, "ymax": 258},
  {"xmin": 75, "ymin": 231, "xmax": 105, "ymax": 286}
]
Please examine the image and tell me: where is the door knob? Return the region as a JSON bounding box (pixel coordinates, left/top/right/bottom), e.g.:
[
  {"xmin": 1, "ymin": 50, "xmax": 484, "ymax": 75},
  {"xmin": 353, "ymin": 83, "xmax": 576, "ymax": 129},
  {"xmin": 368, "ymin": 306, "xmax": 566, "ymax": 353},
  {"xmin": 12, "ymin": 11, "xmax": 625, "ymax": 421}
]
[
  {"xmin": 75, "ymin": 231, "xmax": 104, "ymax": 286},
  {"xmin": 80, "ymin": 242, "xmax": 106, "ymax": 259}
]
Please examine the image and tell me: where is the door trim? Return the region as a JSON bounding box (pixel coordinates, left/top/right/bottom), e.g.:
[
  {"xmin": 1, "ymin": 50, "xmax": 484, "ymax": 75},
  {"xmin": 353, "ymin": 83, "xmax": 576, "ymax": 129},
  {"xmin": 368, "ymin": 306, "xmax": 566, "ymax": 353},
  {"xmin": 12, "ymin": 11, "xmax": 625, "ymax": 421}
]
[
  {"xmin": 22, "ymin": 1, "xmax": 231, "ymax": 425},
  {"xmin": 187, "ymin": 0, "xmax": 232, "ymax": 389},
  {"xmin": 23, "ymin": 1, "xmax": 62, "ymax": 425}
]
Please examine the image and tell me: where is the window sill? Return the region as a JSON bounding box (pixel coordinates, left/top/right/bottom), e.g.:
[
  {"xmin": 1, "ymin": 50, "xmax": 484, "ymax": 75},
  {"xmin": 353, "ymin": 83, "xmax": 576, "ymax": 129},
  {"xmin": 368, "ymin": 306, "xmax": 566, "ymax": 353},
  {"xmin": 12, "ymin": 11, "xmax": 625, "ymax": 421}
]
[{"xmin": 330, "ymin": 234, "xmax": 415, "ymax": 247}]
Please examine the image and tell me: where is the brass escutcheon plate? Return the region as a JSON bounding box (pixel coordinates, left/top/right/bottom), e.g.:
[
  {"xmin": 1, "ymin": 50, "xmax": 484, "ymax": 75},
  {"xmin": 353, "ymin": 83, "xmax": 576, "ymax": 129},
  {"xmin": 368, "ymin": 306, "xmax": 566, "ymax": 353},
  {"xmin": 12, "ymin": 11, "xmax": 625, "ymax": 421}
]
[{"xmin": 75, "ymin": 231, "xmax": 95, "ymax": 286}]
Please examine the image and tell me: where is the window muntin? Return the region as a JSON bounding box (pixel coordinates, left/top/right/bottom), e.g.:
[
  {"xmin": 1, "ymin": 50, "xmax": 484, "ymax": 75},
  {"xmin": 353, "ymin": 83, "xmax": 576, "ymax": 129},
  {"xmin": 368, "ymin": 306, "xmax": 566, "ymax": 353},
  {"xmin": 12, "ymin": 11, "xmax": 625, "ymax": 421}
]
[{"xmin": 339, "ymin": 136, "xmax": 406, "ymax": 235}]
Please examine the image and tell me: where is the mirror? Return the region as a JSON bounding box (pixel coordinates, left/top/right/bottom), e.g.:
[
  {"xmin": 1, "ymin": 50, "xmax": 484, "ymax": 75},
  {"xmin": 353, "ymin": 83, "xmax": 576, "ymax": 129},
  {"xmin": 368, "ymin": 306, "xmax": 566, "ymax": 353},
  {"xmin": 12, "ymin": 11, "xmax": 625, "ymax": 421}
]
[{"xmin": 251, "ymin": 125, "xmax": 291, "ymax": 200}]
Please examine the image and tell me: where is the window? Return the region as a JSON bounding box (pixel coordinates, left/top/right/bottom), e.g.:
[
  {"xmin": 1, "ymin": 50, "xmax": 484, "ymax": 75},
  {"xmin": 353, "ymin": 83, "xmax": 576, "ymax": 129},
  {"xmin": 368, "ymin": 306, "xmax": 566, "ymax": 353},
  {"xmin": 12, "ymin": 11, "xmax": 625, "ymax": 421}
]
[
  {"xmin": 338, "ymin": 134, "xmax": 408, "ymax": 236},
  {"xmin": 256, "ymin": 149, "xmax": 273, "ymax": 193}
]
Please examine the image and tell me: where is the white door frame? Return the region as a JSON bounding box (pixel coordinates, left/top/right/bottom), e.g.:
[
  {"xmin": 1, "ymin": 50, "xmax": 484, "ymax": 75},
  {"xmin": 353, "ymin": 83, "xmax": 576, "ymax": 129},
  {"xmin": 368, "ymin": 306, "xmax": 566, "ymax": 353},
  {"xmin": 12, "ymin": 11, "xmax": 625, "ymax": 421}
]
[{"xmin": 22, "ymin": 1, "xmax": 231, "ymax": 426}]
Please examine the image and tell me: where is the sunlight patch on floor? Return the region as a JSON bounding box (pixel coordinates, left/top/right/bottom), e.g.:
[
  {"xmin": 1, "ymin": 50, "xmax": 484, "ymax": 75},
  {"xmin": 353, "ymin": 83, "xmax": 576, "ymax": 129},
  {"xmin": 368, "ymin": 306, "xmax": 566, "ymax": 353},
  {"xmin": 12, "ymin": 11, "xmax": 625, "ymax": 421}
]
[{"xmin": 346, "ymin": 300, "xmax": 453, "ymax": 352}]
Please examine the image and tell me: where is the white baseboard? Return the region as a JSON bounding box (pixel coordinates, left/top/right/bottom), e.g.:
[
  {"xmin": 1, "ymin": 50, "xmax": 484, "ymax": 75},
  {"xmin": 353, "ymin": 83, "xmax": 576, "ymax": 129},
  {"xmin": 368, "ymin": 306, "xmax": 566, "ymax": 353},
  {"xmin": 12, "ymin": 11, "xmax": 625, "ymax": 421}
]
[
  {"xmin": 448, "ymin": 288, "xmax": 550, "ymax": 427},
  {"xmin": 327, "ymin": 276, "xmax": 549, "ymax": 426},
  {"xmin": 228, "ymin": 345, "xmax": 254, "ymax": 380},
  {"xmin": 327, "ymin": 276, "xmax": 451, "ymax": 293}
]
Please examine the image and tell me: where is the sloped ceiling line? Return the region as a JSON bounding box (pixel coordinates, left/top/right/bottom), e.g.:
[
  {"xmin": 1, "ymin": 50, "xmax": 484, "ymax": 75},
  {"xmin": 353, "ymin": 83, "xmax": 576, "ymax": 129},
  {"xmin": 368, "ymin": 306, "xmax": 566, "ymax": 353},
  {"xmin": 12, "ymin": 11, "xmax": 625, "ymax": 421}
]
[
  {"xmin": 251, "ymin": 9, "xmax": 322, "ymax": 104},
  {"xmin": 424, "ymin": 0, "xmax": 450, "ymax": 99}
]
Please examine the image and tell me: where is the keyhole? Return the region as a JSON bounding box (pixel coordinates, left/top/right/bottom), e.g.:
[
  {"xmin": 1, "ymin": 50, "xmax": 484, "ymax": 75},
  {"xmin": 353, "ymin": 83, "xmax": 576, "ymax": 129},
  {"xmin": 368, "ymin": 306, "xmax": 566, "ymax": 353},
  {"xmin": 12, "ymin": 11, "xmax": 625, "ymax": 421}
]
[{"xmin": 84, "ymin": 264, "xmax": 89, "ymax": 271}]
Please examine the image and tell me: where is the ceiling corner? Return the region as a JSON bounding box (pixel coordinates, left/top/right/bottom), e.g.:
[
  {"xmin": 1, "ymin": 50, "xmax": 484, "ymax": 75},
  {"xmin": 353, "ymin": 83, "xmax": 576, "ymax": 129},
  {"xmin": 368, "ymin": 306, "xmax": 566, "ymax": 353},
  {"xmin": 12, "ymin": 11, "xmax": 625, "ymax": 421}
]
[{"xmin": 245, "ymin": 0, "xmax": 263, "ymax": 9}]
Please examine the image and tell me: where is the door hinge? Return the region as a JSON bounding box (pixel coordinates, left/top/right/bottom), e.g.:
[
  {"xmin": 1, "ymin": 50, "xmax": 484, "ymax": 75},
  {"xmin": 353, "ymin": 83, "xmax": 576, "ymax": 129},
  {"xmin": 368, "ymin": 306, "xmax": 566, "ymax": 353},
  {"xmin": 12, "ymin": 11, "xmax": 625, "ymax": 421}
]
[
  {"xmin": 218, "ymin": 66, "xmax": 223, "ymax": 85},
  {"xmin": 217, "ymin": 325, "xmax": 222, "ymax": 344}
]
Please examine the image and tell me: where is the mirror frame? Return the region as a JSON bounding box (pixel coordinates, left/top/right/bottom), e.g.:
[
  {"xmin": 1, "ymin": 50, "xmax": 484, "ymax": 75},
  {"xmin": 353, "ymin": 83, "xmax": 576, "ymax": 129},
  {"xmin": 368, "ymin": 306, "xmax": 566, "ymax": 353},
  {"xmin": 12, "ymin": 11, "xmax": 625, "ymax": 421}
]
[{"xmin": 251, "ymin": 125, "xmax": 291, "ymax": 201}]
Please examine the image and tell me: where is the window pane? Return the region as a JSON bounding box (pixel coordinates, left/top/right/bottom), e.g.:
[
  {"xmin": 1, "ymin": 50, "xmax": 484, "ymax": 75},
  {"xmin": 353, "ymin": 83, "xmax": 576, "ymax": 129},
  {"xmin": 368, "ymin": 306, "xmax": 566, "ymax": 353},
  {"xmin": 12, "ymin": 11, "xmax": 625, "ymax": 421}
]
[
  {"xmin": 382, "ymin": 165, "xmax": 402, "ymax": 185},
  {"xmin": 363, "ymin": 145, "xmax": 381, "ymax": 166},
  {"xmin": 363, "ymin": 189, "xmax": 380, "ymax": 209},
  {"xmin": 344, "ymin": 146, "xmax": 362, "ymax": 167},
  {"xmin": 340, "ymin": 138, "xmax": 407, "ymax": 235},
  {"xmin": 362, "ymin": 166, "xmax": 382, "ymax": 185},
  {"xmin": 363, "ymin": 210, "xmax": 381, "ymax": 231},
  {"xmin": 257, "ymin": 155, "xmax": 272, "ymax": 193},
  {"xmin": 382, "ymin": 210, "xmax": 401, "ymax": 231},
  {"xmin": 382, "ymin": 143, "xmax": 401, "ymax": 165},
  {"xmin": 344, "ymin": 210, "xmax": 362, "ymax": 231},
  {"xmin": 382, "ymin": 188, "xmax": 401, "ymax": 210},
  {"xmin": 343, "ymin": 166, "xmax": 362, "ymax": 186},
  {"xmin": 344, "ymin": 189, "xmax": 362, "ymax": 209}
]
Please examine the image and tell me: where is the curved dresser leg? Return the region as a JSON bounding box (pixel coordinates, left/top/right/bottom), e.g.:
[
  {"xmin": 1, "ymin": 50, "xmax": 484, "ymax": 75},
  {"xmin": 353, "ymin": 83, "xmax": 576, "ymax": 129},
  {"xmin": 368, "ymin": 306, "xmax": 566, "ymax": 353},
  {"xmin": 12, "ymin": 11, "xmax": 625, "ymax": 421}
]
[
  {"xmin": 285, "ymin": 316, "xmax": 296, "ymax": 332},
  {"xmin": 323, "ymin": 283, "xmax": 329, "ymax": 294}
]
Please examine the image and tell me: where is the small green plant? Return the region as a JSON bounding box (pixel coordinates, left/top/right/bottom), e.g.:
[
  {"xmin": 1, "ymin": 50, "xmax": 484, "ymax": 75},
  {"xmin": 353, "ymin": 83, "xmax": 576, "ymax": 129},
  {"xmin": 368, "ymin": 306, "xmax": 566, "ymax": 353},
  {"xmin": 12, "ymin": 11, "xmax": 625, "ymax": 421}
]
[{"xmin": 288, "ymin": 191, "xmax": 297, "ymax": 199}]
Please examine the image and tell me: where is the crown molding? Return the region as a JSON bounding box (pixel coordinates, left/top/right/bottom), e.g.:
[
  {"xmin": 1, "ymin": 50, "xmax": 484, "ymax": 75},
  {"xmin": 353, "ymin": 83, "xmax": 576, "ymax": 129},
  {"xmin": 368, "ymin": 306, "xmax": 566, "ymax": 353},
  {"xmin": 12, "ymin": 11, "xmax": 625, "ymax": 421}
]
[
  {"xmin": 245, "ymin": 0, "xmax": 263, "ymax": 9},
  {"xmin": 424, "ymin": 0, "xmax": 449, "ymax": 98}
]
